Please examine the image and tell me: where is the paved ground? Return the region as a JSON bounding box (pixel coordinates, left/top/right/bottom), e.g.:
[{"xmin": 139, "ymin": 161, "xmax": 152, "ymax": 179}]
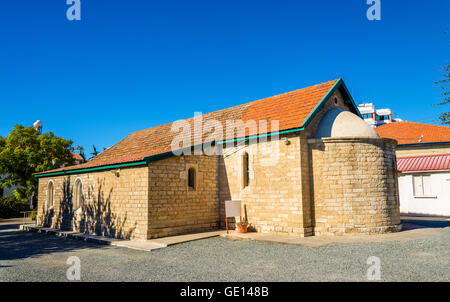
[
  {"xmin": 1, "ymin": 217, "xmax": 450, "ymax": 281},
  {"xmin": 223, "ymin": 218, "xmax": 445, "ymax": 247},
  {"xmin": 21, "ymin": 223, "xmax": 225, "ymax": 251}
]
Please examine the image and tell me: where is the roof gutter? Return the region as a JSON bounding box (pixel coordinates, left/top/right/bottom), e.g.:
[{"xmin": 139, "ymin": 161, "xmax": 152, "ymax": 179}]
[
  {"xmin": 397, "ymin": 141, "xmax": 450, "ymax": 147},
  {"xmin": 34, "ymin": 161, "xmax": 148, "ymax": 178},
  {"xmin": 398, "ymin": 169, "xmax": 450, "ymax": 174}
]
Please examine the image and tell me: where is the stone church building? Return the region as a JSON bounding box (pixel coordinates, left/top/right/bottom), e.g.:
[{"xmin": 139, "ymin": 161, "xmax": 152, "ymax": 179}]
[{"xmin": 35, "ymin": 79, "xmax": 401, "ymax": 241}]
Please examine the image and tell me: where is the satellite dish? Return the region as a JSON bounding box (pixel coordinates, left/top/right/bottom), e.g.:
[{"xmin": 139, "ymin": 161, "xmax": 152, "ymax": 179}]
[
  {"xmin": 33, "ymin": 120, "xmax": 43, "ymax": 133},
  {"xmin": 33, "ymin": 120, "xmax": 43, "ymax": 128}
]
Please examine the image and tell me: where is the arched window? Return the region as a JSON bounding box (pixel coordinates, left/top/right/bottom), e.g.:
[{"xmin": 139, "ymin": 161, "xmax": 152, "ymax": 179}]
[
  {"xmin": 47, "ymin": 181, "xmax": 54, "ymax": 209},
  {"xmin": 73, "ymin": 179, "xmax": 83, "ymax": 210},
  {"xmin": 188, "ymin": 167, "xmax": 196, "ymax": 190},
  {"xmin": 243, "ymin": 152, "xmax": 250, "ymax": 187}
]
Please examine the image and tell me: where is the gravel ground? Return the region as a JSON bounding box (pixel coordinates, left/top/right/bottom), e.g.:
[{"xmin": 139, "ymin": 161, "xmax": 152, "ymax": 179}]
[{"xmin": 1, "ymin": 220, "xmax": 450, "ymax": 282}]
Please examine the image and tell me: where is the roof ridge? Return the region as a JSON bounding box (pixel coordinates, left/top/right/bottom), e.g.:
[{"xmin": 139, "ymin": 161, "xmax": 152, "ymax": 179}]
[
  {"xmin": 378, "ymin": 121, "xmax": 450, "ymax": 128},
  {"xmin": 129, "ymin": 79, "xmax": 339, "ymax": 136},
  {"xmin": 244, "ymin": 78, "xmax": 340, "ymax": 104}
]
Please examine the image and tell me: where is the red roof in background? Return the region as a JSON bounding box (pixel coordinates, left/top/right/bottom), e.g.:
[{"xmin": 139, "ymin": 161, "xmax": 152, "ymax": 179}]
[
  {"xmin": 397, "ymin": 153, "xmax": 450, "ymax": 172},
  {"xmin": 376, "ymin": 121, "xmax": 450, "ymax": 144},
  {"xmin": 71, "ymin": 152, "xmax": 84, "ymax": 161},
  {"xmin": 37, "ymin": 79, "xmax": 340, "ymax": 175}
]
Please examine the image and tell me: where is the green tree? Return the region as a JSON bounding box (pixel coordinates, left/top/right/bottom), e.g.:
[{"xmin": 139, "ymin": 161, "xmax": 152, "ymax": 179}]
[
  {"xmin": 75, "ymin": 145, "xmax": 87, "ymax": 163},
  {"xmin": 435, "ymin": 28, "xmax": 450, "ymax": 124},
  {"xmin": 435, "ymin": 63, "xmax": 449, "ymax": 124},
  {"xmin": 0, "ymin": 125, "xmax": 75, "ymax": 200}
]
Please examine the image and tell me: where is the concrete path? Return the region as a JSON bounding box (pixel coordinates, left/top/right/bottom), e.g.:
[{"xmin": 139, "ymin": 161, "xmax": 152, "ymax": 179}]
[
  {"xmin": 222, "ymin": 217, "xmax": 447, "ymax": 247},
  {"xmin": 17, "ymin": 215, "xmax": 450, "ymax": 250},
  {"xmin": 20, "ymin": 224, "xmax": 225, "ymax": 251},
  {"xmin": 0, "ymin": 217, "xmax": 34, "ymax": 226}
]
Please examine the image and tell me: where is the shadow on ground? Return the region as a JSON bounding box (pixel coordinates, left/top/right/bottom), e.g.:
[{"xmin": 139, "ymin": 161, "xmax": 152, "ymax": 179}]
[
  {"xmin": 401, "ymin": 216, "xmax": 450, "ymax": 230},
  {"xmin": 0, "ymin": 221, "xmax": 105, "ymax": 262}
]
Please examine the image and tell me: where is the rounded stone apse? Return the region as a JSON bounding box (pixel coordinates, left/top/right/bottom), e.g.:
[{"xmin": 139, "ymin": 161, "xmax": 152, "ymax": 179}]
[{"xmin": 309, "ymin": 108, "xmax": 402, "ymax": 235}]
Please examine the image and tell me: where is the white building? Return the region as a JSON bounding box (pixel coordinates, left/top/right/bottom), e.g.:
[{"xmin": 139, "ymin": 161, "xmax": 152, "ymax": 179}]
[
  {"xmin": 358, "ymin": 103, "xmax": 402, "ymax": 128},
  {"xmin": 397, "ymin": 153, "xmax": 450, "ymax": 216}
]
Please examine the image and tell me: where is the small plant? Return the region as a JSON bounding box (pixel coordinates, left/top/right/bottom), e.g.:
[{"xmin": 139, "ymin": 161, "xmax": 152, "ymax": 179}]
[
  {"xmin": 236, "ymin": 204, "xmax": 249, "ymax": 233},
  {"xmin": 29, "ymin": 212, "xmax": 37, "ymax": 221},
  {"xmin": 237, "ymin": 221, "xmax": 247, "ymax": 227}
]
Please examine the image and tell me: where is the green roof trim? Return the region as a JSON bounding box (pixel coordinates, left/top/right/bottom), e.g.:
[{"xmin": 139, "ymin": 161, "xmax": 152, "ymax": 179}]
[
  {"xmin": 34, "ymin": 161, "xmax": 148, "ymax": 178},
  {"xmin": 300, "ymin": 78, "xmax": 362, "ymax": 129},
  {"xmin": 216, "ymin": 127, "xmax": 304, "ymax": 145},
  {"xmin": 398, "ymin": 141, "xmax": 450, "ymax": 147},
  {"xmin": 143, "ymin": 127, "xmax": 305, "ymax": 163},
  {"xmin": 339, "ymin": 79, "xmax": 362, "ymax": 118}
]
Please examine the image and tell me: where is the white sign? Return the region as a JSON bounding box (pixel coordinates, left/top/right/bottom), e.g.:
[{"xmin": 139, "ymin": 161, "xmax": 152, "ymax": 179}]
[{"xmin": 225, "ymin": 200, "xmax": 241, "ymax": 217}]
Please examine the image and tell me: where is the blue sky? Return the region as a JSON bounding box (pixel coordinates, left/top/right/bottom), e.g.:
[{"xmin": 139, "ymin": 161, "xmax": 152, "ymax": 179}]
[{"xmin": 0, "ymin": 0, "xmax": 448, "ymax": 155}]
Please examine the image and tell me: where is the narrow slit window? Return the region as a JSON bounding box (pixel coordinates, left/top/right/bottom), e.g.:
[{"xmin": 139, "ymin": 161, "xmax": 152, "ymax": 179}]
[
  {"xmin": 47, "ymin": 181, "xmax": 54, "ymax": 208},
  {"xmin": 73, "ymin": 179, "xmax": 83, "ymax": 210},
  {"xmin": 188, "ymin": 168, "xmax": 196, "ymax": 190},
  {"xmin": 243, "ymin": 152, "xmax": 250, "ymax": 187}
]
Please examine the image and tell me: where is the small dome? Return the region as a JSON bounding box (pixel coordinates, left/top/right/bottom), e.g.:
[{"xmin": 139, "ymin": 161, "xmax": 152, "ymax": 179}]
[{"xmin": 314, "ymin": 108, "xmax": 379, "ymax": 138}]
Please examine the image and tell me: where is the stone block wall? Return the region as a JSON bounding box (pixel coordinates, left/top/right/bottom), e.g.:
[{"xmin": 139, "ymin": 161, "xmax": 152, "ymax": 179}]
[
  {"xmin": 147, "ymin": 155, "xmax": 220, "ymax": 238},
  {"xmin": 36, "ymin": 166, "xmax": 149, "ymax": 240},
  {"xmin": 34, "ymin": 85, "xmax": 403, "ymax": 240},
  {"xmin": 219, "ymin": 133, "xmax": 311, "ymax": 236},
  {"xmin": 309, "ymin": 137, "xmax": 401, "ymax": 235}
]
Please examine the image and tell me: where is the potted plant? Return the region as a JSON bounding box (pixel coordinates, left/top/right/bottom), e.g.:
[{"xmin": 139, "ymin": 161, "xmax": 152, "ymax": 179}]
[
  {"xmin": 236, "ymin": 204, "xmax": 248, "ymax": 233},
  {"xmin": 237, "ymin": 221, "xmax": 248, "ymax": 233}
]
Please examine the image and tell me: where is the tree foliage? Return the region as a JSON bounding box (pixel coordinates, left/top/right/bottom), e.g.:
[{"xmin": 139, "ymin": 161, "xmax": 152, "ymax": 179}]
[
  {"xmin": 75, "ymin": 145, "xmax": 87, "ymax": 163},
  {"xmin": 91, "ymin": 145, "xmax": 100, "ymax": 159},
  {"xmin": 435, "ymin": 28, "xmax": 450, "ymax": 124},
  {"xmin": 0, "ymin": 125, "xmax": 75, "ymax": 200}
]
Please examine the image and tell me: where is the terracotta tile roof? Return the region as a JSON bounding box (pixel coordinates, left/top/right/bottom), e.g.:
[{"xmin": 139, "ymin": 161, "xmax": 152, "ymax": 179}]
[
  {"xmin": 397, "ymin": 153, "xmax": 450, "ymax": 172},
  {"xmin": 71, "ymin": 152, "xmax": 84, "ymax": 161},
  {"xmin": 376, "ymin": 121, "xmax": 450, "ymax": 145},
  {"xmin": 37, "ymin": 79, "xmax": 339, "ymax": 175}
]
